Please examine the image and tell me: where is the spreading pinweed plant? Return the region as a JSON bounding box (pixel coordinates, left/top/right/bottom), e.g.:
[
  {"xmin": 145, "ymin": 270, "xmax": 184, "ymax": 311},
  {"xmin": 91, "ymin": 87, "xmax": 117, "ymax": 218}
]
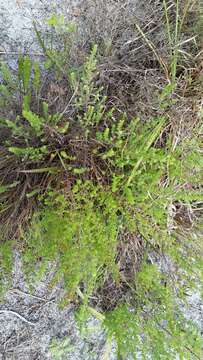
[{"xmin": 0, "ymin": 7, "xmax": 203, "ymax": 359}]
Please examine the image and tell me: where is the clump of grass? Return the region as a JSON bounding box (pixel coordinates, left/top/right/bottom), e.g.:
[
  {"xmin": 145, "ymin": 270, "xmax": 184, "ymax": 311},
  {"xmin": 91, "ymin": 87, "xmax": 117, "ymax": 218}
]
[{"xmin": 0, "ymin": 4, "xmax": 202, "ymax": 359}]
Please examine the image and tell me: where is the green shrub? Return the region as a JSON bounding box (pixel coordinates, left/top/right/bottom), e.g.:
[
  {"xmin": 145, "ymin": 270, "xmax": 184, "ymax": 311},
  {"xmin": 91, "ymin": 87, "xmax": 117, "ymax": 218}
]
[{"xmin": 0, "ymin": 12, "xmax": 202, "ymax": 359}]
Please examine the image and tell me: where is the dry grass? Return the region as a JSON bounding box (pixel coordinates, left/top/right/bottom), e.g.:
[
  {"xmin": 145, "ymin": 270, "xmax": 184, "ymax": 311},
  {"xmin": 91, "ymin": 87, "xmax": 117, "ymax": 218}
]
[
  {"xmin": 92, "ymin": 232, "xmax": 144, "ymax": 311},
  {"xmin": 77, "ymin": 0, "xmax": 202, "ymax": 121}
]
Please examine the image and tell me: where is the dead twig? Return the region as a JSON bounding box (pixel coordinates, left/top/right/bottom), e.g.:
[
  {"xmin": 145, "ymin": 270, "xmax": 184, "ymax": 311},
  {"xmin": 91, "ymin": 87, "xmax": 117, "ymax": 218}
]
[
  {"xmin": 0, "ymin": 310, "xmax": 36, "ymax": 326},
  {"xmin": 0, "ymin": 51, "xmax": 44, "ymax": 57},
  {"xmin": 9, "ymin": 288, "xmax": 49, "ymax": 302},
  {"xmin": 134, "ymin": 22, "xmax": 170, "ymax": 82}
]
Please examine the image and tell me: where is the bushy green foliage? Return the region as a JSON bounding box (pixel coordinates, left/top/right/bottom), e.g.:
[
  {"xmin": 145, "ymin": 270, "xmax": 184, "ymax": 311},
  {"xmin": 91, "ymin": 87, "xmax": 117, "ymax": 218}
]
[
  {"xmin": 24, "ymin": 188, "xmax": 119, "ymax": 299},
  {"xmin": 104, "ymin": 263, "xmax": 202, "ymax": 358},
  {"xmin": 0, "ymin": 13, "xmax": 202, "ymax": 359}
]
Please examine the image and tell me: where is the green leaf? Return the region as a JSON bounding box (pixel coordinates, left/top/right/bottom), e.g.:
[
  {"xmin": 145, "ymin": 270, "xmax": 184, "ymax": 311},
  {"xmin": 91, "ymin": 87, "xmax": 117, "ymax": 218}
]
[
  {"xmin": 20, "ymin": 167, "xmax": 60, "ymax": 174},
  {"xmin": 73, "ymin": 167, "xmax": 87, "ymax": 175},
  {"xmin": 5, "ymin": 118, "xmax": 24, "ymax": 136},
  {"xmin": 102, "ymin": 148, "xmax": 115, "ymax": 159},
  {"xmin": 18, "ymin": 56, "xmax": 32, "ymax": 93},
  {"xmin": 0, "ymin": 84, "xmax": 11, "ymax": 98},
  {"xmin": 0, "ymin": 181, "xmax": 20, "ymax": 194},
  {"xmin": 33, "ymin": 62, "xmax": 40, "ymax": 92},
  {"xmin": 127, "ymin": 117, "xmax": 166, "ymax": 186},
  {"xmin": 42, "ymin": 101, "xmax": 49, "ymax": 119},
  {"xmin": 23, "ymin": 57, "xmax": 32, "ymax": 92},
  {"xmin": 23, "ymin": 94, "xmax": 31, "ymax": 111},
  {"xmin": 22, "ymin": 110, "xmax": 44, "ymax": 134},
  {"xmin": 0, "ymin": 62, "xmax": 13, "ymax": 85},
  {"xmin": 60, "ymin": 151, "xmax": 69, "ymax": 159},
  {"xmin": 26, "ymin": 188, "xmax": 41, "ymax": 198},
  {"xmin": 124, "ymin": 187, "xmax": 134, "ymax": 205}
]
